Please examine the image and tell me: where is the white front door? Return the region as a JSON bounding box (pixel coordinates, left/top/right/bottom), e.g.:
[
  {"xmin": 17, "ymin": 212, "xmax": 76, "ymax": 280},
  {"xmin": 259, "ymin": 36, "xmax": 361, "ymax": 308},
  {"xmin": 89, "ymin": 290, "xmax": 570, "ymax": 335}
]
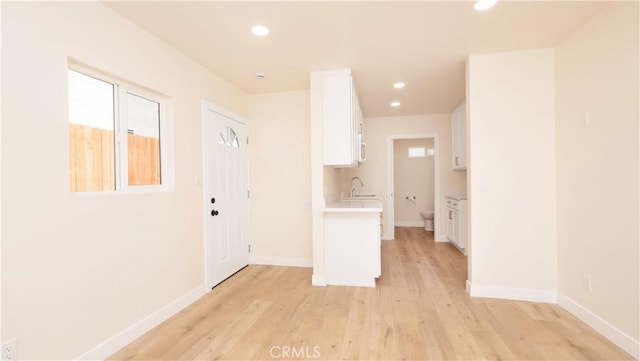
[{"xmin": 203, "ymin": 102, "xmax": 250, "ymax": 289}]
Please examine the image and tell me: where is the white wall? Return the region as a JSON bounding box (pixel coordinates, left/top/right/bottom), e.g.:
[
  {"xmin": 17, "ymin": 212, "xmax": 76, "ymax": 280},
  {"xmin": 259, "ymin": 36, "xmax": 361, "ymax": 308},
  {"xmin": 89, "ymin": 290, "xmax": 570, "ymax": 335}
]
[
  {"xmin": 555, "ymin": 1, "xmax": 639, "ymax": 352},
  {"xmin": 341, "ymin": 114, "xmax": 466, "ymax": 241},
  {"xmin": 1, "ymin": 2, "xmax": 247, "ymax": 359},
  {"xmin": 248, "ymin": 91, "xmax": 312, "ymax": 267},
  {"xmin": 393, "ymin": 138, "xmax": 435, "ymax": 226},
  {"xmin": 309, "ymin": 72, "xmax": 326, "ymax": 285},
  {"xmin": 0, "ymin": 2, "xmax": 3, "ymax": 347},
  {"xmin": 467, "ymin": 48, "xmax": 557, "ymax": 301}
]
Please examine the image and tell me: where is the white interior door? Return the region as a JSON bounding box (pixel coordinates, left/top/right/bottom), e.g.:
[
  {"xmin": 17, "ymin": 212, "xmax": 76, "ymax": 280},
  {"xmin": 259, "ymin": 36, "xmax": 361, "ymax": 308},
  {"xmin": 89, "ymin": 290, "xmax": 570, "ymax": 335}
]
[{"xmin": 203, "ymin": 103, "xmax": 249, "ymax": 289}]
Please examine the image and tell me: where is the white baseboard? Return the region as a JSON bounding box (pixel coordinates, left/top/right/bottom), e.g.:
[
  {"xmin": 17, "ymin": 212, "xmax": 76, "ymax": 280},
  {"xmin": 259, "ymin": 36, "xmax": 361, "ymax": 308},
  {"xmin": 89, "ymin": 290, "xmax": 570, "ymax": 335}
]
[
  {"xmin": 311, "ymin": 274, "xmax": 326, "ymax": 286},
  {"xmin": 468, "ymin": 282, "xmax": 557, "ymax": 303},
  {"xmin": 250, "ymin": 256, "xmax": 312, "ymax": 268},
  {"xmin": 75, "ymin": 285, "xmax": 206, "ymax": 360},
  {"xmin": 326, "ymin": 278, "xmax": 375, "ymax": 288},
  {"xmin": 394, "ymin": 221, "xmax": 424, "ymax": 227},
  {"xmin": 558, "ymin": 294, "xmax": 639, "ymax": 360}
]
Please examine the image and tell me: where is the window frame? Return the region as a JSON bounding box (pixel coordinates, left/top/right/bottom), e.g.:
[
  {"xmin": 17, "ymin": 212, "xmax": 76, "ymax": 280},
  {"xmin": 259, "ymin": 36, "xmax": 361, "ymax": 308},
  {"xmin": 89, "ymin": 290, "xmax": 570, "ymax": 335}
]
[{"xmin": 68, "ymin": 63, "xmax": 174, "ymax": 195}]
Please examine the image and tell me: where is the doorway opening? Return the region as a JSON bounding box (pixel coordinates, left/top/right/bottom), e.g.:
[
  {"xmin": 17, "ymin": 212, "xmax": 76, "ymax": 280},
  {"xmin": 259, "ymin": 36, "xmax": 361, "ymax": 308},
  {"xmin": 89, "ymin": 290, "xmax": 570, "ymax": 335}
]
[{"xmin": 385, "ymin": 134, "xmax": 441, "ymax": 242}]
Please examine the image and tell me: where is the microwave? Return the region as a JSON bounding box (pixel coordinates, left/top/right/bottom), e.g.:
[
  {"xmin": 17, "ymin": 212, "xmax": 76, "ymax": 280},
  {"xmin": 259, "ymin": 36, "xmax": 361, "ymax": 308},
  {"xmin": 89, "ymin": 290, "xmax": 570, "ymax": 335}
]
[{"xmin": 358, "ymin": 133, "xmax": 367, "ymax": 162}]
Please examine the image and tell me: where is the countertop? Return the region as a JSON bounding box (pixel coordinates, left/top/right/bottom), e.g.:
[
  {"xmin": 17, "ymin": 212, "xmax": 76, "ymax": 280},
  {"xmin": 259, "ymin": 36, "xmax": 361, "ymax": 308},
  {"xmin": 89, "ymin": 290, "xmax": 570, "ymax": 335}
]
[
  {"xmin": 445, "ymin": 193, "xmax": 467, "ymax": 201},
  {"xmin": 323, "ymin": 199, "xmax": 383, "ymax": 213}
]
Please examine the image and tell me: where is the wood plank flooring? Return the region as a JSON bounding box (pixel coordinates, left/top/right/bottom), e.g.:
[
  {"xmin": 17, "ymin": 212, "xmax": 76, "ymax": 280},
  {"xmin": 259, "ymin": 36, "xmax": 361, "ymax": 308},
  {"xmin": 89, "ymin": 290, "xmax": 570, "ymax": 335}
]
[{"xmin": 109, "ymin": 227, "xmax": 632, "ymax": 360}]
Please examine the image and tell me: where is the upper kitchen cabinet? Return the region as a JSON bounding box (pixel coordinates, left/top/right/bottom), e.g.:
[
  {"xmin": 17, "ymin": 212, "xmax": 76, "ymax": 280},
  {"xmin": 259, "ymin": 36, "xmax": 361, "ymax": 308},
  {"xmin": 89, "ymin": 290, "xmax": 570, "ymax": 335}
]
[
  {"xmin": 318, "ymin": 69, "xmax": 365, "ymax": 167},
  {"xmin": 451, "ymin": 101, "xmax": 467, "ymax": 170}
]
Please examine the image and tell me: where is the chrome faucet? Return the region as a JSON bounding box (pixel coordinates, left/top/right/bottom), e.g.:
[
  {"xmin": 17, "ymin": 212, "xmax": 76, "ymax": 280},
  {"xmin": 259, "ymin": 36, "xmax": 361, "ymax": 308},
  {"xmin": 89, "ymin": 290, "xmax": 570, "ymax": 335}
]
[{"xmin": 349, "ymin": 176, "xmax": 364, "ymax": 197}]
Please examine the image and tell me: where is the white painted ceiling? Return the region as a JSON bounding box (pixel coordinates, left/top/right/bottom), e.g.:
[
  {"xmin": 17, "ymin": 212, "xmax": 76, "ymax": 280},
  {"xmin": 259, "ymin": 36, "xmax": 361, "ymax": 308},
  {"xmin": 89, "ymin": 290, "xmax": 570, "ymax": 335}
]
[{"xmin": 105, "ymin": 1, "xmax": 608, "ymax": 117}]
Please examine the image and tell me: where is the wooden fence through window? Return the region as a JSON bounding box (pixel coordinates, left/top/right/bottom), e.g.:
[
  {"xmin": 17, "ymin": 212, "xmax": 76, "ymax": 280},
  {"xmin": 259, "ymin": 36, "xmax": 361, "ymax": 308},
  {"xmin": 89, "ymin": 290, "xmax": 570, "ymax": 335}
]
[{"xmin": 69, "ymin": 123, "xmax": 160, "ymax": 192}]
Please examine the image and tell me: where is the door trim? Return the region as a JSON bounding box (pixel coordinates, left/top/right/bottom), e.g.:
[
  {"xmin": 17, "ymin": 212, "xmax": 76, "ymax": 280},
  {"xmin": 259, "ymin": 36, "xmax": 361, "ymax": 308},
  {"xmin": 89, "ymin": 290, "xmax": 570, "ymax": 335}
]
[
  {"xmin": 201, "ymin": 100, "xmax": 251, "ymax": 290},
  {"xmin": 385, "ymin": 133, "xmax": 441, "ymax": 242}
]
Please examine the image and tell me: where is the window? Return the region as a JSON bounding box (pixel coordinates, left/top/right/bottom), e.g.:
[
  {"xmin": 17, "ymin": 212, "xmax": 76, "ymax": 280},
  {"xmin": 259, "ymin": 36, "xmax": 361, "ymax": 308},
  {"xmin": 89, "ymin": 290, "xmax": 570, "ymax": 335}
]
[
  {"xmin": 218, "ymin": 126, "xmax": 240, "ymax": 148},
  {"xmin": 408, "ymin": 147, "xmax": 434, "ymax": 158},
  {"xmin": 125, "ymin": 93, "xmax": 161, "ymax": 186},
  {"xmin": 68, "ymin": 66, "xmax": 170, "ymax": 193}
]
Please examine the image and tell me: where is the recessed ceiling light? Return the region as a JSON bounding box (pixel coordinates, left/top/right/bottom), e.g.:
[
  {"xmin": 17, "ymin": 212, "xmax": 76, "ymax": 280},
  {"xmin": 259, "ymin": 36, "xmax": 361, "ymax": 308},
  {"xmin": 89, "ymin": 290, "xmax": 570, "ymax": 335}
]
[
  {"xmin": 251, "ymin": 25, "xmax": 270, "ymax": 37},
  {"xmin": 255, "ymin": 72, "xmax": 266, "ymax": 79},
  {"xmin": 393, "ymin": 82, "xmax": 405, "ymax": 89},
  {"xmin": 474, "ymin": 0, "xmax": 497, "ymax": 11},
  {"xmin": 390, "ymin": 101, "xmax": 401, "ymax": 107}
]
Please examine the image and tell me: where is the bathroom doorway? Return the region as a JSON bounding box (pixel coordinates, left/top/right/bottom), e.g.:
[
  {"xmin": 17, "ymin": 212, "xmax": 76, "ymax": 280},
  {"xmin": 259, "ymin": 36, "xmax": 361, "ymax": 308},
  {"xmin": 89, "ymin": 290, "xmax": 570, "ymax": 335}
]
[
  {"xmin": 394, "ymin": 138, "xmax": 435, "ymax": 228},
  {"xmin": 385, "ymin": 134, "xmax": 440, "ymax": 241}
]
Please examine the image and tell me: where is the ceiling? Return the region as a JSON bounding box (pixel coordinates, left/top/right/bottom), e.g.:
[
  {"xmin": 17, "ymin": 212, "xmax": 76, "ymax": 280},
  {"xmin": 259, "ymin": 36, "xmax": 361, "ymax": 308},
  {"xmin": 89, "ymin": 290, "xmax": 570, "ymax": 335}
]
[{"xmin": 105, "ymin": 1, "xmax": 608, "ymax": 117}]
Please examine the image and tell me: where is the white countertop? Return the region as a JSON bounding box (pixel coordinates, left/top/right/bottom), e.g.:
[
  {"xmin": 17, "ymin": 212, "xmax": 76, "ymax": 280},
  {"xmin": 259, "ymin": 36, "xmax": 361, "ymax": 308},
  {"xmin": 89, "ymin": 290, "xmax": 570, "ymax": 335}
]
[
  {"xmin": 323, "ymin": 199, "xmax": 383, "ymax": 213},
  {"xmin": 445, "ymin": 193, "xmax": 467, "ymax": 201}
]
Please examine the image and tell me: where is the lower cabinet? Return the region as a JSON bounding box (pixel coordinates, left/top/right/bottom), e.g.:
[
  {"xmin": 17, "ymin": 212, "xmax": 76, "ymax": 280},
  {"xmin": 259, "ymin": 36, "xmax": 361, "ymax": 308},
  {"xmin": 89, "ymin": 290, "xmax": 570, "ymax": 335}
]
[
  {"xmin": 324, "ymin": 212, "xmax": 381, "ymax": 287},
  {"xmin": 445, "ymin": 196, "xmax": 467, "ymax": 254},
  {"xmin": 446, "ymin": 208, "xmax": 458, "ymax": 244}
]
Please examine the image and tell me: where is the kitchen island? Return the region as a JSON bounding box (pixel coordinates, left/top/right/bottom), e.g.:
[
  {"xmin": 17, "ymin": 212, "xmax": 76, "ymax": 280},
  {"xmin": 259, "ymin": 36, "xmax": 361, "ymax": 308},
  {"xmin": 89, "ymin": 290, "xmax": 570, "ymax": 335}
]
[{"xmin": 322, "ymin": 199, "xmax": 383, "ymax": 287}]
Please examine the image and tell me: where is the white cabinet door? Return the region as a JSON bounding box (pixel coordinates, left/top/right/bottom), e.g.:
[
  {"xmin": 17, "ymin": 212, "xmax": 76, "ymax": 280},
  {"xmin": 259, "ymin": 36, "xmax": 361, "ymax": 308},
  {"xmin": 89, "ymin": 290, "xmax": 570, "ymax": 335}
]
[
  {"xmin": 325, "ymin": 212, "xmax": 380, "ymax": 287},
  {"xmin": 376, "ymin": 215, "xmax": 381, "ymax": 277},
  {"xmin": 446, "ymin": 207, "xmax": 458, "ymax": 245},
  {"xmin": 445, "ymin": 197, "xmax": 467, "ymax": 253},
  {"xmin": 446, "ymin": 198, "xmax": 455, "ymax": 243},
  {"xmin": 456, "ymin": 200, "xmax": 468, "ymax": 250},
  {"xmin": 322, "ymin": 70, "xmax": 355, "ymax": 166},
  {"xmin": 452, "ymin": 210, "xmax": 459, "ymax": 245},
  {"xmin": 321, "ymin": 69, "xmax": 364, "ymax": 168},
  {"xmin": 451, "ymin": 101, "xmax": 467, "ymax": 170}
]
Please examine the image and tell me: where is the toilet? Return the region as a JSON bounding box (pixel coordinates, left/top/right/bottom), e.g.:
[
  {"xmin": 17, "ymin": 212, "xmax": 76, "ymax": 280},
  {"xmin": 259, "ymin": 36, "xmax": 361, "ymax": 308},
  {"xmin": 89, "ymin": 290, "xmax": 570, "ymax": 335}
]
[{"xmin": 420, "ymin": 211, "xmax": 434, "ymax": 231}]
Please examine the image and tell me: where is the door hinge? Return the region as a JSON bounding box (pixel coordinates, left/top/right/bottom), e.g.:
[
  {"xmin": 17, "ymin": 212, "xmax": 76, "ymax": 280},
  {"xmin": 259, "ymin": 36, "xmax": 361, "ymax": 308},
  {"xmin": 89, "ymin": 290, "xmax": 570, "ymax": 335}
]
[
  {"xmin": 247, "ymin": 190, "xmax": 250, "ymax": 199},
  {"xmin": 248, "ymin": 244, "xmax": 251, "ymax": 253},
  {"xmin": 247, "ymin": 136, "xmax": 249, "ymax": 145}
]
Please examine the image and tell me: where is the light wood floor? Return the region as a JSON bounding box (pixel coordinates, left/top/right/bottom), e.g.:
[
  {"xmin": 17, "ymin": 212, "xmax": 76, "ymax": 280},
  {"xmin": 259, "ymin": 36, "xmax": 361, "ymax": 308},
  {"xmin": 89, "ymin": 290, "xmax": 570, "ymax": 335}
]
[{"xmin": 110, "ymin": 227, "xmax": 632, "ymax": 360}]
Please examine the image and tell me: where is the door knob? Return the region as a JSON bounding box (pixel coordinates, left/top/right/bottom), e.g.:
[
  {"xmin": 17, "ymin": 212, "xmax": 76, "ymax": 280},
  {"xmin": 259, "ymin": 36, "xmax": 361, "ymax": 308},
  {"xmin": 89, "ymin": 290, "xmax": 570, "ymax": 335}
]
[
  {"xmin": 211, "ymin": 197, "xmax": 216, "ymax": 204},
  {"xmin": 211, "ymin": 210, "xmax": 219, "ymax": 216}
]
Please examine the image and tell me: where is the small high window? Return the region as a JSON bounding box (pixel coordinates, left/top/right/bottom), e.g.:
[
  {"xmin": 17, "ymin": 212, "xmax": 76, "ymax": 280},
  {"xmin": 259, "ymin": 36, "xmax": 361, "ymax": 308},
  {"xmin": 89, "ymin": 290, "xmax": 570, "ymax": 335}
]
[
  {"xmin": 68, "ymin": 65, "xmax": 171, "ymax": 193},
  {"xmin": 408, "ymin": 147, "xmax": 434, "ymax": 158}
]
